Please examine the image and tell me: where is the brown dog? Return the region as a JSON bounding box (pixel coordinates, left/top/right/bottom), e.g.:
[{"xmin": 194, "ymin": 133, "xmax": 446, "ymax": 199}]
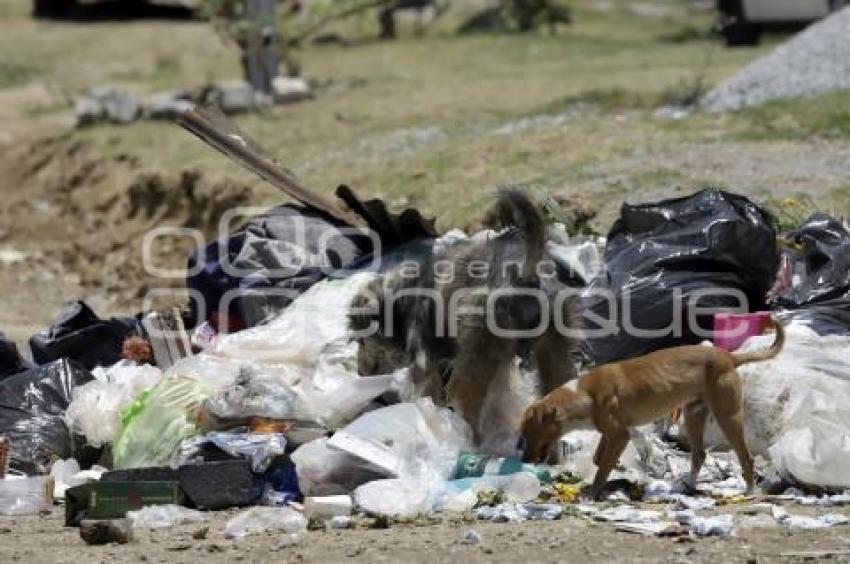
[{"xmin": 521, "ymin": 318, "xmax": 785, "ymax": 498}]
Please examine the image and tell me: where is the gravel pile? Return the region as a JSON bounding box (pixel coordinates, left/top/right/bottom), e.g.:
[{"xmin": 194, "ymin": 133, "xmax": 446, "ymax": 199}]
[{"xmin": 701, "ymin": 6, "xmax": 850, "ymax": 112}]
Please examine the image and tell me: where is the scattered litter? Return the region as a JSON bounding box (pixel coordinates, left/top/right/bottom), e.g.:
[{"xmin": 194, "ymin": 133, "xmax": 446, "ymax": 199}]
[
  {"xmin": 688, "ymin": 514, "xmax": 735, "ymax": 537},
  {"xmin": 672, "ymin": 497, "xmax": 716, "ymax": 511},
  {"xmin": 474, "ymin": 502, "xmax": 563, "ymax": 523},
  {"xmin": 592, "ymin": 505, "xmax": 663, "ymax": 524},
  {"xmin": 127, "ymin": 504, "xmax": 208, "ymax": 530},
  {"xmin": 615, "ymin": 521, "xmax": 682, "ymax": 536},
  {"xmin": 223, "ymin": 506, "xmax": 307, "ymax": 539},
  {"xmin": 780, "ymin": 513, "xmax": 850, "ymax": 530},
  {"xmin": 461, "ymin": 529, "xmax": 483, "ymax": 545},
  {"xmin": 327, "ymin": 515, "xmax": 353, "ymax": 530}
]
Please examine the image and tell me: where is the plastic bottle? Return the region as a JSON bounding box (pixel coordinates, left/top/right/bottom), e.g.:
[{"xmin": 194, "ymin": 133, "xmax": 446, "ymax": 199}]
[
  {"xmin": 0, "ymin": 477, "xmax": 51, "ymax": 516},
  {"xmin": 452, "ymin": 452, "xmax": 551, "ymax": 482}
]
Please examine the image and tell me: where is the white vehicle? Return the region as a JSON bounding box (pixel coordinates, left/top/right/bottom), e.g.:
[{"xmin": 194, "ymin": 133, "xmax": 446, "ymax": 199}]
[{"xmin": 718, "ymin": 0, "xmax": 849, "ymax": 46}]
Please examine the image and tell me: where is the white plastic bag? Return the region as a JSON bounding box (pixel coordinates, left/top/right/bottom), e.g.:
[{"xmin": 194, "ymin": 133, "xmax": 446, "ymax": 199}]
[
  {"xmin": 65, "ymin": 361, "xmax": 163, "ymax": 447},
  {"xmin": 213, "ymin": 273, "xmax": 375, "ymax": 367},
  {"xmin": 290, "ymin": 437, "xmax": 386, "ymax": 496},
  {"xmin": 327, "ymin": 398, "xmax": 473, "ymax": 481},
  {"xmin": 128, "ymin": 504, "xmax": 208, "ymax": 529},
  {"xmin": 353, "ymin": 478, "xmax": 433, "ymax": 518},
  {"xmin": 702, "ymin": 324, "xmax": 850, "ymax": 488},
  {"xmin": 223, "ymin": 506, "xmax": 307, "ymax": 539}
]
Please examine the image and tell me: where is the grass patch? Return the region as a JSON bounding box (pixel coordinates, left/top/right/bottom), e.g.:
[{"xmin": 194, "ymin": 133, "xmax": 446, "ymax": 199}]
[
  {"xmin": 734, "ymin": 92, "xmax": 850, "ymax": 141},
  {"xmin": 536, "ymin": 88, "xmax": 657, "ymax": 114},
  {"xmin": 0, "ymin": 61, "xmax": 40, "ymax": 89},
  {"xmin": 762, "ymin": 193, "xmax": 821, "ymax": 232}
]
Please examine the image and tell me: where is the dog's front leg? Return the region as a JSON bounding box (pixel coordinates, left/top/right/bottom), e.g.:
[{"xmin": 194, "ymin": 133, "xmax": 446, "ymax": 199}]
[{"xmin": 590, "ymin": 430, "xmax": 629, "ymax": 500}]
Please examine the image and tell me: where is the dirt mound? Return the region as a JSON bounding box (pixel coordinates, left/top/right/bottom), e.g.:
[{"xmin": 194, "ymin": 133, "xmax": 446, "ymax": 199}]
[{"xmin": 0, "ymin": 135, "xmax": 257, "ymax": 312}]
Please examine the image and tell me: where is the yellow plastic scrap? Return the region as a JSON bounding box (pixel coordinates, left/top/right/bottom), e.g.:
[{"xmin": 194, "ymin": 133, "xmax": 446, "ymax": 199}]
[
  {"xmin": 716, "ymin": 494, "xmax": 752, "ymax": 505},
  {"xmin": 553, "ymin": 482, "xmax": 582, "ymax": 503}
]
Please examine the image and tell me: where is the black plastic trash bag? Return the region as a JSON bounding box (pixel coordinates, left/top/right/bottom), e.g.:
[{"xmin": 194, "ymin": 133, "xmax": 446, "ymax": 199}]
[
  {"xmin": 0, "ymin": 359, "xmax": 94, "ymax": 475},
  {"xmin": 188, "ymin": 205, "xmax": 375, "ymax": 328},
  {"xmin": 579, "ymin": 190, "xmax": 779, "ymax": 364},
  {"xmin": 29, "ymin": 301, "xmax": 141, "ymax": 371},
  {"xmin": 0, "ymin": 330, "xmax": 30, "ymax": 380},
  {"xmin": 771, "ymin": 213, "xmax": 850, "ymax": 335},
  {"xmin": 187, "ymin": 192, "xmax": 438, "ymax": 329},
  {"xmin": 779, "ymin": 298, "xmax": 850, "ymax": 336},
  {"xmin": 776, "ymin": 213, "xmax": 850, "ymax": 308}
]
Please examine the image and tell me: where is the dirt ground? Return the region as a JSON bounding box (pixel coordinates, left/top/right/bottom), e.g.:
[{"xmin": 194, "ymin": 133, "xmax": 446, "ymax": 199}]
[
  {"xmin": 2, "ymin": 500, "xmax": 850, "ymax": 563},
  {"xmin": 2, "ymin": 0, "xmax": 850, "ymax": 560}
]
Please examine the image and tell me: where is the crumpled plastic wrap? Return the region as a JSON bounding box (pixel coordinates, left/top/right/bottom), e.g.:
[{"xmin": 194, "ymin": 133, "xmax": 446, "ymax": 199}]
[
  {"xmin": 290, "ymin": 437, "xmax": 386, "ymax": 496},
  {"xmin": 292, "ymin": 398, "xmax": 473, "ymax": 496},
  {"xmin": 222, "ymin": 506, "xmax": 307, "ymax": 539},
  {"xmin": 172, "ymin": 431, "xmax": 287, "ymax": 473},
  {"xmin": 65, "ymin": 361, "xmax": 163, "ymax": 447},
  {"xmin": 127, "ymin": 504, "xmax": 208, "ymax": 529},
  {"xmin": 212, "ymin": 273, "xmax": 376, "ymax": 367},
  {"xmin": 205, "ymin": 359, "xmax": 404, "ymax": 430}
]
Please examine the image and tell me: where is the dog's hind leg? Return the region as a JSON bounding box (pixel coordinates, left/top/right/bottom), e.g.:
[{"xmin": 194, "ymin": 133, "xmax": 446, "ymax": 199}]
[
  {"xmin": 534, "ymin": 324, "xmax": 577, "ymax": 394},
  {"xmin": 593, "ymin": 435, "xmax": 608, "ymax": 466},
  {"xmin": 446, "ymin": 332, "xmax": 515, "ymax": 441},
  {"xmin": 683, "ymin": 401, "xmax": 709, "ymax": 492},
  {"xmin": 707, "ymin": 370, "xmax": 755, "ymax": 493}
]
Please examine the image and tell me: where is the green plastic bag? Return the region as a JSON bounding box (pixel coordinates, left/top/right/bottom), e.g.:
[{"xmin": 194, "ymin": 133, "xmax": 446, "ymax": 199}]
[{"xmin": 112, "ymin": 355, "xmax": 246, "ymax": 469}]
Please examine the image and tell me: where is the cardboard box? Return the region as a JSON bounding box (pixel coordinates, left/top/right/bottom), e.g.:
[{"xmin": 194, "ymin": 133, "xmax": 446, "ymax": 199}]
[{"xmin": 65, "ymin": 481, "xmax": 184, "ymax": 526}]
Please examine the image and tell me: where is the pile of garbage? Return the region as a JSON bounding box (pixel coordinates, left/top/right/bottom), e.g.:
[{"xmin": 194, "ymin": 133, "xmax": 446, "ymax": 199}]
[
  {"xmin": 701, "ymin": 6, "xmax": 850, "ymax": 111},
  {"xmin": 3, "ymin": 110, "xmax": 850, "ymax": 546}
]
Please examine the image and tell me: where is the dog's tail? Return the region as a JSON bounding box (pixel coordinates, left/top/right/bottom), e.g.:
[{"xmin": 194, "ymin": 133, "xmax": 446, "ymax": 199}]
[
  {"xmin": 488, "ymin": 188, "xmax": 547, "ymax": 281},
  {"xmin": 729, "ymin": 317, "xmax": 785, "ymax": 367}
]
